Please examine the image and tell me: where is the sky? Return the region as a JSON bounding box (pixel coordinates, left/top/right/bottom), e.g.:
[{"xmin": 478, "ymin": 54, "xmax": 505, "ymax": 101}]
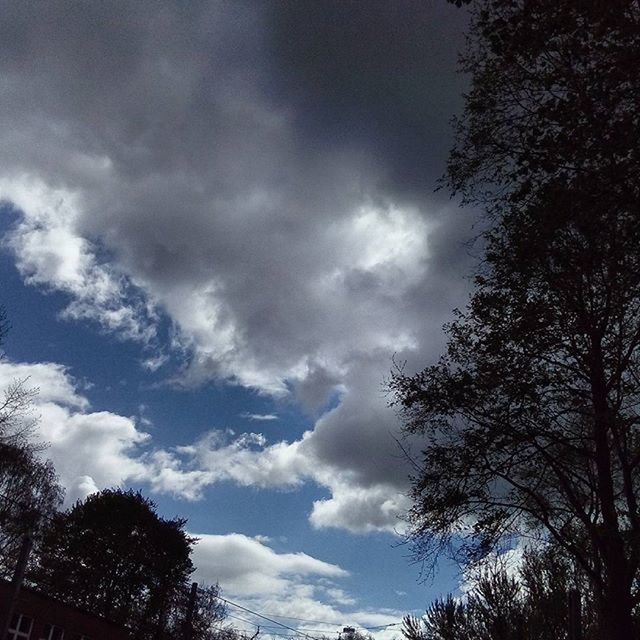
[{"xmin": 0, "ymin": 1, "xmax": 477, "ymax": 637}]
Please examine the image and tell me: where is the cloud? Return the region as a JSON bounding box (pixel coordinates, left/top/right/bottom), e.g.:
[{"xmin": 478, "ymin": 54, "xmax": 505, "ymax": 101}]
[
  {"xmin": 0, "ymin": 1, "xmax": 474, "ymax": 532},
  {"xmin": 459, "ymin": 544, "xmax": 527, "ymax": 596},
  {"xmin": 309, "ymin": 483, "xmax": 410, "ymax": 535},
  {"xmin": 0, "ymin": 360, "xmax": 88, "ymax": 410},
  {"xmin": 149, "ymin": 430, "xmax": 311, "ymax": 497},
  {"xmin": 0, "ymin": 359, "xmax": 150, "ymax": 504},
  {"xmin": 0, "ymin": 177, "xmax": 156, "ymax": 343},
  {"xmin": 192, "ymin": 532, "xmax": 347, "ymax": 596},
  {"xmin": 0, "ymin": 357, "xmax": 421, "ymax": 532},
  {"xmin": 191, "ymin": 533, "xmax": 403, "ymax": 639},
  {"xmin": 0, "ymin": 358, "xmax": 406, "ymax": 635},
  {"xmin": 322, "ymin": 587, "xmax": 357, "ymax": 607},
  {"xmin": 0, "ymin": 357, "xmax": 407, "ymax": 532},
  {"xmin": 143, "ymin": 420, "xmax": 411, "ymax": 533},
  {"xmin": 241, "ymin": 413, "xmax": 278, "ymax": 422}
]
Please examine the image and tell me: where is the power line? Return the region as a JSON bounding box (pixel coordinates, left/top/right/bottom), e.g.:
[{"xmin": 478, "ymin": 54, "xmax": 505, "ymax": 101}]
[
  {"xmin": 295, "ymin": 626, "xmax": 399, "ymax": 634},
  {"xmin": 226, "ymin": 613, "xmax": 262, "ymax": 627},
  {"xmin": 227, "ymin": 616, "xmax": 330, "ymax": 635},
  {"xmin": 255, "ymin": 614, "xmax": 345, "ymax": 626},
  {"xmin": 359, "ymin": 623, "xmax": 402, "ymax": 631},
  {"xmin": 225, "ymin": 608, "xmax": 400, "ymax": 630},
  {"xmin": 226, "ymin": 613, "xmax": 309, "ymax": 633},
  {"xmin": 219, "ymin": 597, "xmax": 325, "ymax": 640},
  {"xmin": 221, "ymin": 597, "xmax": 400, "ymax": 636}
]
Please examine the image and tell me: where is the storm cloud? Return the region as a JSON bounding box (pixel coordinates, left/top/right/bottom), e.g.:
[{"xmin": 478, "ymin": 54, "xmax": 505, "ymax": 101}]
[{"xmin": 0, "ymin": 1, "xmax": 473, "ymax": 531}]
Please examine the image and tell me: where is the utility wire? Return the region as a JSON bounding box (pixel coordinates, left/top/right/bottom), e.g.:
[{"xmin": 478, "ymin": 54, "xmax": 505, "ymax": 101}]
[
  {"xmin": 254, "ymin": 614, "xmax": 346, "ymax": 625},
  {"xmin": 227, "ymin": 617, "xmax": 321, "ymax": 634},
  {"xmin": 225, "ymin": 615, "xmax": 321, "ymax": 639},
  {"xmin": 358, "ymin": 623, "xmax": 402, "ymax": 631},
  {"xmin": 221, "ymin": 597, "xmax": 400, "ymax": 636},
  {"xmin": 226, "ymin": 613, "xmax": 262, "ymax": 627},
  {"xmin": 219, "ymin": 596, "xmax": 325, "ymax": 640},
  {"xmin": 225, "ymin": 608, "xmax": 400, "ymax": 631},
  {"xmin": 0, "ymin": 492, "xmax": 402, "ymax": 636},
  {"xmin": 226, "ymin": 608, "xmax": 400, "ymax": 631}
]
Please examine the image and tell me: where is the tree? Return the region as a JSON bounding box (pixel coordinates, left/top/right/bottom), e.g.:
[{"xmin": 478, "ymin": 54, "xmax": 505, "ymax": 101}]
[
  {"xmin": 174, "ymin": 583, "xmax": 228, "ymax": 640},
  {"xmin": 340, "ymin": 629, "xmax": 374, "ymax": 640},
  {"xmin": 209, "ymin": 626, "xmax": 261, "ymax": 640},
  {"xmin": 31, "ymin": 488, "xmax": 205, "ymax": 639},
  {"xmin": 0, "ymin": 307, "xmax": 63, "ymax": 577},
  {"xmin": 0, "ymin": 442, "xmax": 61, "ymax": 577},
  {"xmin": 403, "ymin": 546, "xmax": 598, "ymax": 640},
  {"xmin": 391, "ymin": 1, "xmax": 640, "ymax": 638},
  {"xmin": 403, "ymin": 596, "xmax": 470, "ymax": 640}
]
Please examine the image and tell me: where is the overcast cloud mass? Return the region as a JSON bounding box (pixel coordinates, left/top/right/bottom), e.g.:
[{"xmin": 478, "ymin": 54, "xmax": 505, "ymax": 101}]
[{"xmin": 0, "ymin": 0, "xmax": 473, "ymax": 629}]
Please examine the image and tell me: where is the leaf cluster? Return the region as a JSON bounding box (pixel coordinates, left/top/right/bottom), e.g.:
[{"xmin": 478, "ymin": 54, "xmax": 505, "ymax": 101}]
[
  {"xmin": 391, "ymin": 1, "xmax": 640, "ymax": 635},
  {"xmin": 403, "ymin": 546, "xmax": 598, "ymax": 640},
  {"xmin": 30, "ymin": 489, "xmax": 202, "ymax": 640},
  {"xmin": 0, "ymin": 306, "xmax": 64, "ymax": 577}
]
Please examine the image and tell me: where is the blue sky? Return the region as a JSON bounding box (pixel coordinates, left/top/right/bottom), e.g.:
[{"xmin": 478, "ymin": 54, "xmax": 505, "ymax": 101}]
[{"xmin": 0, "ymin": 1, "xmax": 474, "ymax": 636}]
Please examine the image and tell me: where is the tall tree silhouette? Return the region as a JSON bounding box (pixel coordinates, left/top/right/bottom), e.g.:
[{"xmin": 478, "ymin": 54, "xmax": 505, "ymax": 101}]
[
  {"xmin": 0, "ymin": 307, "xmax": 63, "ymax": 577},
  {"xmin": 391, "ymin": 1, "xmax": 640, "ymax": 638},
  {"xmin": 32, "ymin": 489, "xmax": 197, "ymax": 639},
  {"xmin": 403, "ymin": 546, "xmax": 598, "ymax": 640}
]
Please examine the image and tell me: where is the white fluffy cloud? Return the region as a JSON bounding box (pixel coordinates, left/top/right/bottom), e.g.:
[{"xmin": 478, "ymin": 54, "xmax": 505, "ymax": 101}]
[
  {"xmin": 0, "ymin": 359, "xmax": 150, "ymax": 503},
  {"xmin": 0, "ymin": 1, "xmax": 474, "ymax": 533},
  {"xmin": 0, "ymin": 359, "xmax": 404, "ymax": 631},
  {"xmin": 0, "ymin": 357, "xmax": 408, "ymax": 531},
  {"xmin": 0, "ymin": 177, "xmax": 156, "ymax": 343},
  {"xmin": 192, "ymin": 532, "xmax": 347, "ymax": 596},
  {"xmin": 0, "ymin": 172, "xmax": 447, "ymax": 529},
  {"xmin": 241, "ymin": 413, "xmax": 278, "ymax": 421},
  {"xmin": 0, "ymin": 355, "xmax": 406, "ymax": 632},
  {"xmin": 144, "ymin": 427, "xmax": 411, "ymax": 533},
  {"xmin": 309, "ymin": 483, "xmax": 410, "ymax": 534},
  {"xmin": 191, "ymin": 533, "xmax": 403, "ymax": 638}
]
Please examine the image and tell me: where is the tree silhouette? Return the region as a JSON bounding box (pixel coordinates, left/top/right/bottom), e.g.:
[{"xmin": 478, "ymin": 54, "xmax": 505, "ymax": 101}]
[
  {"xmin": 0, "ymin": 307, "xmax": 63, "ymax": 578},
  {"xmin": 391, "ymin": 1, "xmax": 640, "ymax": 638},
  {"xmin": 403, "ymin": 546, "xmax": 598, "ymax": 640},
  {"xmin": 31, "ymin": 489, "xmax": 200, "ymax": 639}
]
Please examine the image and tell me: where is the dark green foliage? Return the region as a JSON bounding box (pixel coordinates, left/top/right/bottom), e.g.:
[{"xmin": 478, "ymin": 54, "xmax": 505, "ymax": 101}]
[
  {"xmin": 0, "ymin": 443, "xmax": 62, "ymax": 578},
  {"xmin": 0, "ymin": 307, "xmax": 63, "ymax": 578},
  {"xmin": 30, "ymin": 489, "xmax": 205, "ymax": 639},
  {"xmin": 392, "ymin": 1, "xmax": 640, "ymax": 638},
  {"xmin": 404, "ymin": 547, "xmax": 599, "ymax": 640},
  {"xmin": 183, "ymin": 584, "xmax": 228, "ymax": 640},
  {"xmin": 404, "ymin": 595, "xmax": 470, "ymax": 640},
  {"xmin": 210, "ymin": 627, "xmax": 261, "ymax": 640}
]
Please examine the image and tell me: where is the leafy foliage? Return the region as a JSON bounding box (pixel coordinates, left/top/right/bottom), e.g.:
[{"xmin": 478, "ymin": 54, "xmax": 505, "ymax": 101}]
[
  {"xmin": 0, "ymin": 443, "xmax": 61, "ymax": 578},
  {"xmin": 403, "ymin": 547, "xmax": 598, "ymax": 640},
  {"xmin": 447, "ymin": 0, "xmax": 640, "ymax": 215},
  {"xmin": 30, "ymin": 489, "xmax": 209, "ymax": 639},
  {"xmin": 391, "ymin": 1, "xmax": 640, "ymax": 638},
  {"xmin": 0, "ymin": 307, "xmax": 63, "ymax": 578},
  {"xmin": 209, "ymin": 627, "xmax": 261, "ymax": 640}
]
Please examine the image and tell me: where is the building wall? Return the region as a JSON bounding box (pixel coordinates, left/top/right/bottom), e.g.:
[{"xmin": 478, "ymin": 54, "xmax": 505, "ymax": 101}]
[{"xmin": 0, "ymin": 581, "xmax": 130, "ymax": 640}]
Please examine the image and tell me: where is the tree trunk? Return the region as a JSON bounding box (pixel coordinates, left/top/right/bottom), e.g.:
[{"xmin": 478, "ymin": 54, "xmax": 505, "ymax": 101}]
[
  {"xmin": 590, "ymin": 338, "xmax": 637, "ymax": 639},
  {"xmin": 600, "ymin": 583, "xmax": 637, "ymax": 640}
]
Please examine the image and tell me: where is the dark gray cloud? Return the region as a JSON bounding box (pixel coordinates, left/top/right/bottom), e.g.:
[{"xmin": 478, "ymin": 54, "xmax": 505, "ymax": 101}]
[
  {"xmin": 267, "ymin": 0, "xmax": 468, "ymax": 196},
  {"xmin": 0, "ymin": 0, "xmax": 474, "ymax": 530}
]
